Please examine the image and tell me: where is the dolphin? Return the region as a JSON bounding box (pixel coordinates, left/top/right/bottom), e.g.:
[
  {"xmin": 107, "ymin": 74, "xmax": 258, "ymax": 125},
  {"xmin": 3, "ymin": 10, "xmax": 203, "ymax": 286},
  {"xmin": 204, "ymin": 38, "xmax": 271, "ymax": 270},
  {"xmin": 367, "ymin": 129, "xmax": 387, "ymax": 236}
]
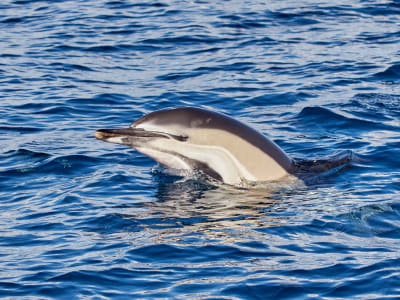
[{"xmin": 94, "ymin": 107, "xmax": 294, "ymax": 185}]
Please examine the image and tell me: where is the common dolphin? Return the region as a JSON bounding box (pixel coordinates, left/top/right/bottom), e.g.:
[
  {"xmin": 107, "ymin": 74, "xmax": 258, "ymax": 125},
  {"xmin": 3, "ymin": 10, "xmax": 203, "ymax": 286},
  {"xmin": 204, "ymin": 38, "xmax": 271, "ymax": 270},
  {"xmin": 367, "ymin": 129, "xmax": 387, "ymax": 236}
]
[{"xmin": 94, "ymin": 107, "xmax": 294, "ymax": 185}]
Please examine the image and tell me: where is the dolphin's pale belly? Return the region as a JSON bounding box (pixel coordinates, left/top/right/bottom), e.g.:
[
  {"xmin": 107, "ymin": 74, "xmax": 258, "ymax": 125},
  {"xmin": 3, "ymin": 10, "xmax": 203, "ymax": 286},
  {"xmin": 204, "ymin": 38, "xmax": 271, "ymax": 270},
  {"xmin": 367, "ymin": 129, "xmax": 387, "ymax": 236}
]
[
  {"xmin": 136, "ymin": 147, "xmax": 192, "ymax": 170},
  {"xmin": 136, "ymin": 141, "xmax": 246, "ymax": 185}
]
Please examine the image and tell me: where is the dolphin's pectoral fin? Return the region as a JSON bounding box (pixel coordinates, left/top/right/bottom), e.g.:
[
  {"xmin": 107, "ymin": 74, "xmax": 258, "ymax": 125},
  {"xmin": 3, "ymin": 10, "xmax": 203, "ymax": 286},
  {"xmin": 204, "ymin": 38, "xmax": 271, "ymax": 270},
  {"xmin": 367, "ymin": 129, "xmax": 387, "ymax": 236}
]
[
  {"xmin": 191, "ymin": 160, "xmax": 223, "ymax": 182},
  {"xmin": 136, "ymin": 148, "xmax": 223, "ymax": 181}
]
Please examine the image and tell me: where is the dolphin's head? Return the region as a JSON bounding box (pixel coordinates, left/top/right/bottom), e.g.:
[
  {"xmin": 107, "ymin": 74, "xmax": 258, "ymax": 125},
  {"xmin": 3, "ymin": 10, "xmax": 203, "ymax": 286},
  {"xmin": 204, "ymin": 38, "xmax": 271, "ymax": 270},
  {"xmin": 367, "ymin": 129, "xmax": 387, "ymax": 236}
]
[
  {"xmin": 94, "ymin": 107, "xmax": 213, "ymax": 159},
  {"xmin": 95, "ymin": 107, "xmax": 293, "ymax": 185}
]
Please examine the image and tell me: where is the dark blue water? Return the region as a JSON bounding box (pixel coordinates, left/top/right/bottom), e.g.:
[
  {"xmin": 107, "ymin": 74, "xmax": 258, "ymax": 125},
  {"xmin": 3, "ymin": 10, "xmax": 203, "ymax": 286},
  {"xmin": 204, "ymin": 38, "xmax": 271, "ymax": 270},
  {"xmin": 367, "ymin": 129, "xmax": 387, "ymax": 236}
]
[{"xmin": 1, "ymin": 0, "xmax": 400, "ymax": 298}]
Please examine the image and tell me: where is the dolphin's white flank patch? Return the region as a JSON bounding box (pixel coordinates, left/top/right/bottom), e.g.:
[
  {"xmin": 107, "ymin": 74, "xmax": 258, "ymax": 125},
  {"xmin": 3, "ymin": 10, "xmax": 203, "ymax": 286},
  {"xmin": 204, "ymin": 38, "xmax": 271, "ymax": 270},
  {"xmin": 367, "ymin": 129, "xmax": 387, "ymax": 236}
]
[
  {"xmin": 136, "ymin": 147, "xmax": 191, "ymax": 170},
  {"xmin": 149, "ymin": 136, "xmax": 257, "ymax": 185}
]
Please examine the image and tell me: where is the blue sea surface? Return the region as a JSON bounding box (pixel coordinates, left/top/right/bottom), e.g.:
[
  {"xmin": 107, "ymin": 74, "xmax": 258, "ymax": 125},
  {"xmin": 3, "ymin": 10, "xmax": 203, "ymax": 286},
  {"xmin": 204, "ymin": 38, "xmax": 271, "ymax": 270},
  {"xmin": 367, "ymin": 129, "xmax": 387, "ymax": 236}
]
[{"xmin": 1, "ymin": 0, "xmax": 400, "ymax": 298}]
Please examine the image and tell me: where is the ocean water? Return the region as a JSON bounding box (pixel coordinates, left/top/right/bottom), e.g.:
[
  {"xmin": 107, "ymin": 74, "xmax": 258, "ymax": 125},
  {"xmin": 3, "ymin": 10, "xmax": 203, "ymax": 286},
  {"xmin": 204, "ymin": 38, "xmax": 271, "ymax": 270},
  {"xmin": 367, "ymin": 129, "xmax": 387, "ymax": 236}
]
[{"xmin": 1, "ymin": 0, "xmax": 400, "ymax": 298}]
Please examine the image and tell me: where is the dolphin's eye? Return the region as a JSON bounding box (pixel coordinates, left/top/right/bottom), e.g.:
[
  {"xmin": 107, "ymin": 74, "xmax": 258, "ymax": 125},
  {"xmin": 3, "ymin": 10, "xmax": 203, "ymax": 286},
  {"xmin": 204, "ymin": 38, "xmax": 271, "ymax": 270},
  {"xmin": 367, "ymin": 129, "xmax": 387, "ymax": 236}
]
[{"xmin": 170, "ymin": 134, "xmax": 188, "ymax": 142}]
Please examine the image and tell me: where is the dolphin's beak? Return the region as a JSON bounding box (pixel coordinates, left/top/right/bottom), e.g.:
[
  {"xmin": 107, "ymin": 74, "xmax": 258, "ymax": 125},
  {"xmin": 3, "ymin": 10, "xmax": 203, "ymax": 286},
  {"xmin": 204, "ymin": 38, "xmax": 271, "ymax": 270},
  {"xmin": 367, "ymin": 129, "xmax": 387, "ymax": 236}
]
[
  {"xmin": 95, "ymin": 128, "xmax": 188, "ymax": 144},
  {"xmin": 94, "ymin": 128, "xmax": 168, "ymax": 141}
]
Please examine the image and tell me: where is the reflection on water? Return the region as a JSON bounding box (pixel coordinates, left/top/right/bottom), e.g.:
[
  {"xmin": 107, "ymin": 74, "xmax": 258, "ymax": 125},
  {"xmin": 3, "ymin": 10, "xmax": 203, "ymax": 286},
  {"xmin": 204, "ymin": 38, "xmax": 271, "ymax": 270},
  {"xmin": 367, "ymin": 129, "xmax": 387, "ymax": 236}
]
[{"xmin": 117, "ymin": 168, "xmax": 353, "ymax": 245}]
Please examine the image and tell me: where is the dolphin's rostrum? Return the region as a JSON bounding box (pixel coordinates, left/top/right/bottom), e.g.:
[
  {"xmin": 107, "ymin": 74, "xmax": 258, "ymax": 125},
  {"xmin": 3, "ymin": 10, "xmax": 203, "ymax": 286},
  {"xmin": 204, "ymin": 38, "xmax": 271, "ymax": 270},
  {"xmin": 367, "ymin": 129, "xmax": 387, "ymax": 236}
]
[{"xmin": 94, "ymin": 107, "xmax": 294, "ymax": 185}]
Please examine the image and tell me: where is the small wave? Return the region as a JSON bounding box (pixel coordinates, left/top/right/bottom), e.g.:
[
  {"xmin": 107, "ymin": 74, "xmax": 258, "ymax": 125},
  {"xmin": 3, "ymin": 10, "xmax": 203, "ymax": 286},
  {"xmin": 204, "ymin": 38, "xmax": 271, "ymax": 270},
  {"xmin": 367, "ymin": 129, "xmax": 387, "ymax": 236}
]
[
  {"xmin": 85, "ymin": 45, "xmax": 128, "ymax": 53},
  {"xmin": 0, "ymin": 126, "xmax": 44, "ymax": 133},
  {"xmin": 45, "ymin": 44, "xmax": 84, "ymax": 53},
  {"xmin": 344, "ymin": 93, "xmax": 400, "ymax": 123},
  {"xmin": 13, "ymin": 102, "xmax": 54, "ymax": 110},
  {"xmin": 0, "ymin": 153, "xmax": 100, "ymax": 177},
  {"xmin": 295, "ymin": 106, "xmax": 390, "ymax": 134},
  {"xmin": 141, "ymin": 35, "xmax": 231, "ymax": 46},
  {"xmin": 357, "ymin": 31, "xmax": 400, "ymax": 44},
  {"xmin": 156, "ymin": 70, "xmax": 207, "ymax": 82},
  {"xmin": 0, "ymin": 53, "xmax": 20, "ymax": 58},
  {"xmin": 0, "ymin": 233, "xmax": 52, "ymax": 247},
  {"xmin": 196, "ymin": 61, "xmax": 256, "ymax": 72},
  {"xmin": 371, "ymin": 64, "xmax": 400, "ymax": 82},
  {"xmin": 116, "ymin": 2, "xmax": 168, "ymax": 8},
  {"xmin": 266, "ymin": 10, "xmax": 320, "ymax": 26},
  {"xmin": 186, "ymin": 47, "xmax": 222, "ymax": 55},
  {"xmin": 47, "ymin": 62, "xmax": 96, "ymax": 72},
  {"xmin": 337, "ymin": 203, "xmax": 400, "ymax": 238},
  {"xmin": 35, "ymin": 155, "xmax": 101, "ymax": 174},
  {"xmin": 103, "ymin": 28, "xmax": 142, "ymax": 36},
  {"xmin": 239, "ymin": 36, "xmax": 278, "ymax": 48},
  {"xmin": 30, "ymin": 105, "xmax": 88, "ymax": 117},
  {"xmin": 0, "ymin": 17, "xmax": 24, "ymax": 24},
  {"xmin": 249, "ymin": 92, "xmax": 311, "ymax": 106},
  {"xmin": 0, "ymin": 149, "xmax": 50, "ymax": 173},
  {"xmin": 127, "ymin": 243, "xmax": 286, "ymax": 264},
  {"xmin": 91, "ymin": 93, "xmax": 135, "ymax": 105},
  {"xmin": 76, "ymin": 214, "xmax": 140, "ymax": 234},
  {"xmin": 1, "ymin": 148, "xmax": 50, "ymax": 158},
  {"xmin": 355, "ymin": 3, "xmax": 400, "ymax": 17},
  {"xmin": 217, "ymin": 19, "xmax": 268, "ymax": 30},
  {"xmin": 47, "ymin": 267, "xmax": 168, "ymax": 296}
]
